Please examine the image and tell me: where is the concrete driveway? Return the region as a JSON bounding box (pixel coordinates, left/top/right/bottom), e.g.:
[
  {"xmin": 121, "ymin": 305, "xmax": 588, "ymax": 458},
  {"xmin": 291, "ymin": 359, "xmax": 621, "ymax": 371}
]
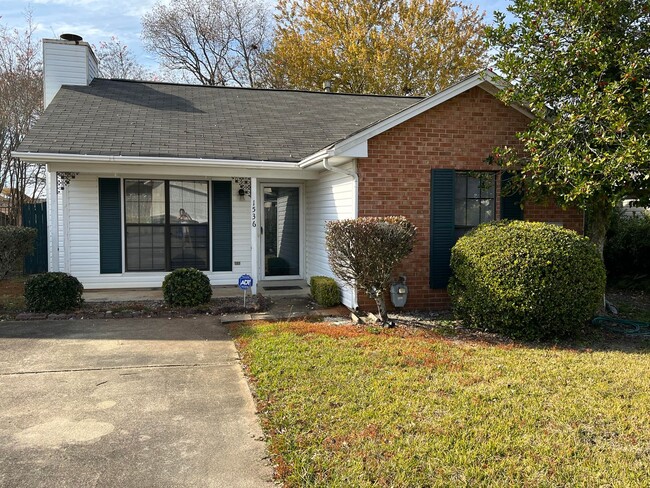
[{"xmin": 0, "ymin": 317, "xmax": 274, "ymax": 487}]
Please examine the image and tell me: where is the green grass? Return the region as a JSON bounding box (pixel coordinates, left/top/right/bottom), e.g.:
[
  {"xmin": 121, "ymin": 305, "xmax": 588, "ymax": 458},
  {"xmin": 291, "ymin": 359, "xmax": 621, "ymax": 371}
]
[{"xmin": 233, "ymin": 322, "xmax": 650, "ymax": 487}]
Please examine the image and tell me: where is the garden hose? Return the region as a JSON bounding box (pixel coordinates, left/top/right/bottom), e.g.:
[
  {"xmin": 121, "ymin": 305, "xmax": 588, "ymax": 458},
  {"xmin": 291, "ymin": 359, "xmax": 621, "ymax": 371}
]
[{"xmin": 592, "ymin": 316, "xmax": 650, "ymax": 337}]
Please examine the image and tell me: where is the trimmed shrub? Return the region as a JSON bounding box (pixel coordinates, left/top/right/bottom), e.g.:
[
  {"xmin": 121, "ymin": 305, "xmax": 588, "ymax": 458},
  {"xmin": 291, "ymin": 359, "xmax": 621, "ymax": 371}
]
[
  {"xmin": 604, "ymin": 212, "xmax": 650, "ymax": 283},
  {"xmin": 449, "ymin": 220, "xmax": 605, "ymax": 340},
  {"xmin": 310, "ymin": 276, "xmax": 341, "ymax": 307},
  {"xmin": 0, "ymin": 226, "xmax": 37, "ymax": 278},
  {"xmin": 25, "ymin": 272, "xmax": 84, "ymax": 312},
  {"xmin": 162, "ymin": 268, "xmax": 212, "ymax": 307},
  {"xmin": 326, "ymin": 216, "xmax": 416, "ymax": 323}
]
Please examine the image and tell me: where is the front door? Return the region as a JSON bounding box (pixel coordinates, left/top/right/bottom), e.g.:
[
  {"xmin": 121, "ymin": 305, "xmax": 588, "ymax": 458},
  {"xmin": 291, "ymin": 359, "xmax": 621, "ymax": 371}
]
[{"xmin": 262, "ymin": 185, "xmax": 300, "ymax": 278}]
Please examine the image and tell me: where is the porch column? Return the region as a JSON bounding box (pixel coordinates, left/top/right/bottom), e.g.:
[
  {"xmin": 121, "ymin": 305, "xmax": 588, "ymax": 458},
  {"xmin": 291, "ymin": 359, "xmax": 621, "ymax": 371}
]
[
  {"xmin": 250, "ymin": 177, "xmax": 258, "ymax": 295},
  {"xmin": 45, "ymin": 167, "xmax": 59, "ymax": 272}
]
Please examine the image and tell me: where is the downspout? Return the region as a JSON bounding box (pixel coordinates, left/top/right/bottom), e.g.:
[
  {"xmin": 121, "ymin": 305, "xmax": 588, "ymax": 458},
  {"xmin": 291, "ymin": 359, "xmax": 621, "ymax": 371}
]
[
  {"xmin": 322, "ymin": 158, "xmax": 360, "ymax": 309},
  {"xmin": 322, "ymin": 158, "xmax": 359, "ymax": 218}
]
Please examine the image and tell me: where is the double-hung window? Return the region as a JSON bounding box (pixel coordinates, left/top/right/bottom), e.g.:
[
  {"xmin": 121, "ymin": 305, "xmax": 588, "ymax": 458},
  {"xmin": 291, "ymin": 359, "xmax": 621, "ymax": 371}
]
[
  {"xmin": 125, "ymin": 180, "xmax": 209, "ymax": 271},
  {"xmin": 454, "ymin": 172, "xmax": 496, "ymax": 239}
]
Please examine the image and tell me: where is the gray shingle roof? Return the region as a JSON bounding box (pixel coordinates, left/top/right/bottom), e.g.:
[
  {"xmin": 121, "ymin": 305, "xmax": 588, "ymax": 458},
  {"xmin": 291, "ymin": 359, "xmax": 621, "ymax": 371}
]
[{"xmin": 19, "ymin": 79, "xmax": 422, "ymax": 162}]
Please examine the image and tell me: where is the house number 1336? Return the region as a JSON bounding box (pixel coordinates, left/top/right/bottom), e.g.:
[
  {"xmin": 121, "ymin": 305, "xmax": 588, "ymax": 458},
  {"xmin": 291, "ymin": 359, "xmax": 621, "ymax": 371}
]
[{"xmin": 251, "ymin": 200, "xmax": 257, "ymax": 227}]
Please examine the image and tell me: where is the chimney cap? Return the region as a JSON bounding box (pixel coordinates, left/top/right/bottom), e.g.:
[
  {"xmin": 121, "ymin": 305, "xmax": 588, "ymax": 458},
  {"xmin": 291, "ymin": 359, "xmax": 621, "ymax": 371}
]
[{"xmin": 60, "ymin": 33, "xmax": 83, "ymax": 43}]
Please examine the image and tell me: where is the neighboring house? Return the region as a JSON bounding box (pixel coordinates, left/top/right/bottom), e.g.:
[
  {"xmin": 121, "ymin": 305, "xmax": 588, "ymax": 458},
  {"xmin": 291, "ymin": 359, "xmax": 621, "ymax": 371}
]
[{"xmin": 14, "ymin": 36, "xmax": 582, "ymax": 311}]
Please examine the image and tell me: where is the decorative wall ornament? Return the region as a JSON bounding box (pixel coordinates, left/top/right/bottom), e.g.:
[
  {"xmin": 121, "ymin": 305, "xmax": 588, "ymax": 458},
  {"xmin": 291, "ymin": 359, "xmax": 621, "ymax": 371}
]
[
  {"xmin": 57, "ymin": 172, "xmax": 79, "ymax": 192},
  {"xmin": 232, "ymin": 177, "xmax": 251, "ymax": 197}
]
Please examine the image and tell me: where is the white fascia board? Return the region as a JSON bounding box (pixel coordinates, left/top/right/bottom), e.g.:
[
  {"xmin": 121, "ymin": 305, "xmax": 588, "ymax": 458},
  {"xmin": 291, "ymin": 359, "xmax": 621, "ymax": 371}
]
[
  {"xmin": 11, "ymin": 152, "xmax": 302, "ymax": 170},
  {"xmin": 297, "ymin": 142, "xmax": 366, "ymax": 169}
]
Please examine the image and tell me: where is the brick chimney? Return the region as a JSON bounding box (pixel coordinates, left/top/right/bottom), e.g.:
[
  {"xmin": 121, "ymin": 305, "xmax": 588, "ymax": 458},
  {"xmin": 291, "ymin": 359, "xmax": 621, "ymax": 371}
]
[{"xmin": 43, "ymin": 34, "xmax": 98, "ymax": 109}]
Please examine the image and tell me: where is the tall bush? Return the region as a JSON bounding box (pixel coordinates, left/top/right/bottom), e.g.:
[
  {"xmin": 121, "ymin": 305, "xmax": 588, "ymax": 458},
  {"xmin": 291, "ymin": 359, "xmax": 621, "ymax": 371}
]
[
  {"xmin": 326, "ymin": 217, "xmax": 416, "ymax": 324},
  {"xmin": 0, "ymin": 226, "xmax": 37, "ymax": 278},
  {"xmin": 449, "ymin": 221, "xmax": 605, "ymax": 340}
]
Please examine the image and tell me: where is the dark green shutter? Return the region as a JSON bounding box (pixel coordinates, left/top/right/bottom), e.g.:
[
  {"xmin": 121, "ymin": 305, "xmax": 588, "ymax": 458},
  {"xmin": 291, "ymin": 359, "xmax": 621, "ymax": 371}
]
[
  {"xmin": 98, "ymin": 178, "xmax": 122, "ymax": 273},
  {"xmin": 501, "ymin": 172, "xmax": 524, "ymax": 220},
  {"xmin": 430, "ymin": 169, "xmax": 455, "ymax": 288},
  {"xmin": 212, "ymin": 180, "xmax": 232, "ymax": 271}
]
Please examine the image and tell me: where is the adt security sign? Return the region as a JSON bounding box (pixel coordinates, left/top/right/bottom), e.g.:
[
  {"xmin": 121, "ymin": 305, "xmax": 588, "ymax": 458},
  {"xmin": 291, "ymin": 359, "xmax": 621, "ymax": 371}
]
[
  {"xmin": 238, "ymin": 274, "xmax": 253, "ymax": 308},
  {"xmin": 238, "ymin": 274, "xmax": 253, "ymax": 290}
]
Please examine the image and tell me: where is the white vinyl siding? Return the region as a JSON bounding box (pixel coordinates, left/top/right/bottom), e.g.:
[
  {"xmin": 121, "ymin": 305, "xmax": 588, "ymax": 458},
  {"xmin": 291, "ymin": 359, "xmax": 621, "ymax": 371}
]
[
  {"xmin": 43, "ymin": 40, "xmax": 97, "ymax": 108},
  {"xmin": 304, "ymin": 162, "xmax": 357, "ymax": 308},
  {"xmin": 58, "ymin": 175, "xmax": 251, "ymax": 289}
]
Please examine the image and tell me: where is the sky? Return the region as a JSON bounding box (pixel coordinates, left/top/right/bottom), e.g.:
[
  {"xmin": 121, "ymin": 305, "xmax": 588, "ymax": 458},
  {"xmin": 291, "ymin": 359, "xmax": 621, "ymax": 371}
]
[{"xmin": 1, "ymin": 0, "xmax": 513, "ymax": 72}]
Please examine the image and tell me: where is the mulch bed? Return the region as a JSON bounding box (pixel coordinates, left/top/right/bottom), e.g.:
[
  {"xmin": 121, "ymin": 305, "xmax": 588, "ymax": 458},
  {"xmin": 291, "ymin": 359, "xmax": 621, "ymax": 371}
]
[{"xmin": 1, "ymin": 295, "xmax": 268, "ymax": 322}]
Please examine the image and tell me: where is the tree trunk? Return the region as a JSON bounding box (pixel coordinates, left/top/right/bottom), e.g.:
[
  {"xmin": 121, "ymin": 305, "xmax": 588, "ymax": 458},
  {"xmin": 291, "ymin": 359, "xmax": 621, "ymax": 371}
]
[
  {"xmin": 586, "ymin": 197, "xmax": 613, "ymax": 260},
  {"xmin": 369, "ymin": 287, "xmax": 389, "ymax": 325},
  {"xmin": 372, "ymin": 295, "xmax": 389, "ymax": 325}
]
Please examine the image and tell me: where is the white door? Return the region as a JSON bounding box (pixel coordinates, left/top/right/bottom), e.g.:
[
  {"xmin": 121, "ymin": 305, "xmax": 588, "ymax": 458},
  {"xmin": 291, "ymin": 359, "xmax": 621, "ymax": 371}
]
[{"xmin": 261, "ymin": 185, "xmax": 301, "ymax": 279}]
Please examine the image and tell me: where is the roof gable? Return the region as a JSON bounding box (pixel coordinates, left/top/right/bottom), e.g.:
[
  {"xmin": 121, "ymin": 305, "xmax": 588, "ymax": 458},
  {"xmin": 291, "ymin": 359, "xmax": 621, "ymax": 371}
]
[{"xmin": 299, "ymin": 70, "xmax": 532, "ymax": 166}]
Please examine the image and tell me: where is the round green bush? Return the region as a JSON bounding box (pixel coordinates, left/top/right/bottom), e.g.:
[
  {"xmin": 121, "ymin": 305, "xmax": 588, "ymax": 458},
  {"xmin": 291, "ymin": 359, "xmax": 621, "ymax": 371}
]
[
  {"xmin": 449, "ymin": 221, "xmax": 605, "ymax": 340},
  {"xmin": 162, "ymin": 268, "xmax": 212, "ymax": 307},
  {"xmin": 25, "ymin": 272, "xmax": 84, "ymax": 312}
]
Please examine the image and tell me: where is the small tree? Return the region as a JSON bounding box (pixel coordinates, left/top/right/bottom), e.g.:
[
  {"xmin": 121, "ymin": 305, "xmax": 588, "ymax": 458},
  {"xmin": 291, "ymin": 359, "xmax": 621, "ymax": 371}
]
[
  {"xmin": 486, "ymin": 0, "xmax": 650, "ymax": 257},
  {"xmin": 326, "ymin": 217, "xmax": 416, "ymax": 324}
]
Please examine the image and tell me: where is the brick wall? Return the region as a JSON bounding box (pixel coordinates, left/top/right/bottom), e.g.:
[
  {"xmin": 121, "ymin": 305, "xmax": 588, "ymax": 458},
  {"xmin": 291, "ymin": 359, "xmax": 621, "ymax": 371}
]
[{"xmin": 356, "ymin": 86, "xmax": 584, "ymax": 311}]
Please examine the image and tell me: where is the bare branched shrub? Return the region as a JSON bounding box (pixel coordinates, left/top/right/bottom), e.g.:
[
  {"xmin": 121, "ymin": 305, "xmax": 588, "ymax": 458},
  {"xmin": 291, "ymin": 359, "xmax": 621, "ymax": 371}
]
[{"xmin": 326, "ymin": 217, "xmax": 416, "ymax": 324}]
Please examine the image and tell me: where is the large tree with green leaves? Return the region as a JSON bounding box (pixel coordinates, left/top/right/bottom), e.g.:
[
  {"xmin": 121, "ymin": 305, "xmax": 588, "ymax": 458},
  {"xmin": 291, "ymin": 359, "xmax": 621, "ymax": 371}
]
[
  {"xmin": 486, "ymin": 0, "xmax": 650, "ymax": 256},
  {"xmin": 267, "ymin": 0, "xmax": 487, "ymax": 96}
]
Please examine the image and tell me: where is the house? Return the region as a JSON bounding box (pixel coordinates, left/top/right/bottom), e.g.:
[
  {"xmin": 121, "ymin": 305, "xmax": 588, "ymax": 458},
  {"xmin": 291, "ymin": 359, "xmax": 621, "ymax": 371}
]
[{"xmin": 14, "ymin": 36, "xmax": 582, "ymax": 311}]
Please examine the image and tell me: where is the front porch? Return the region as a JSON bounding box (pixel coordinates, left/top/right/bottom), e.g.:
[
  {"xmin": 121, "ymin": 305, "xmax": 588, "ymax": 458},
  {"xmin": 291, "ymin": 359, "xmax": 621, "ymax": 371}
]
[{"xmin": 84, "ymin": 279, "xmax": 311, "ymax": 302}]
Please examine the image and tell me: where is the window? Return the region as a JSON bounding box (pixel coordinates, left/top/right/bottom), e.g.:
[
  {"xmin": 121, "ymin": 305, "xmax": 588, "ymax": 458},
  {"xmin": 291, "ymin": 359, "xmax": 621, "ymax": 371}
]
[
  {"xmin": 125, "ymin": 180, "xmax": 209, "ymax": 271},
  {"xmin": 455, "ymin": 172, "xmax": 496, "ymax": 239}
]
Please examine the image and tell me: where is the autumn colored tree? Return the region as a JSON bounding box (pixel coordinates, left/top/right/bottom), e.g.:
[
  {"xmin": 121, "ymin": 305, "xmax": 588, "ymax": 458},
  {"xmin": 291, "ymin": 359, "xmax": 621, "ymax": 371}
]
[
  {"xmin": 486, "ymin": 0, "xmax": 650, "ymax": 256},
  {"xmin": 266, "ymin": 0, "xmax": 486, "ymax": 96}
]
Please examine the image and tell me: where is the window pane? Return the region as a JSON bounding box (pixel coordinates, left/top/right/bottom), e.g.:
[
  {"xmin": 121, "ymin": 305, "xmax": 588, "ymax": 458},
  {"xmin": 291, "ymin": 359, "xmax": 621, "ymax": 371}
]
[
  {"xmin": 125, "ymin": 225, "xmax": 165, "ymax": 271},
  {"xmin": 480, "ymin": 175, "xmax": 496, "ymax": 198},
  {"xmin": 170, "ymin": 224, "xmax": 209, "ymax": 270},
  {"xmin": 467, "ymin": 199, "xmax": 480, "ymax": 226},
  {"xmin": 481, "ymin": 199, "xmax": 495, "ymax": 222},
  {"xmin": 455, "ymin": 199, "xmax": 466, "ymax": 226},
  {"xmin": 455, "ymin": 173, "xmax": 467, "ymax": 199},
  {"xmin": 169, "ymin": 181, "xmax": 209, "ymax": 224},
  {"xmin": 124, "ymin": 180, "xmax": 165, "ymax": 224},
  {"xmin": 467, "ymin": 176, "xmax": 481, "ymax": 199}
]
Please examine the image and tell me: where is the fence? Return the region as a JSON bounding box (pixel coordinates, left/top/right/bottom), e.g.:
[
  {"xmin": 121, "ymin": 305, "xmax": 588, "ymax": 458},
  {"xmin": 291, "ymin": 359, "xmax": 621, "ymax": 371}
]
[{"xmin": 22, "ymin": 202, "xmax": 48, "ymax": 274}]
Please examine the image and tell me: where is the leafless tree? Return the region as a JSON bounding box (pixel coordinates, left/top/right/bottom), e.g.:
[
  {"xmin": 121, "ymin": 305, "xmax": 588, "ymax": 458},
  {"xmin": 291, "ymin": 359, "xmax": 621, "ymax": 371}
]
[
  {"xmin": 141, "ymin": 0, "xmax": 271, "ymax": 87},
  {"xmin": 95, "ymin": 36, "xmax": 156, "ymax": 80},
  {"xmin": 0, "ymin": 12, "xmax": 44, "ymax": 225}
]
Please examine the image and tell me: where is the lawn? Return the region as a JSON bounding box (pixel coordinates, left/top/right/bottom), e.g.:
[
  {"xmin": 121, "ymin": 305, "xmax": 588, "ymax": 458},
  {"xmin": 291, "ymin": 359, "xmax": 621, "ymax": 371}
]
[{"xmin": 233, "ymin": 321, "xmax": 650, "ymax": 487}]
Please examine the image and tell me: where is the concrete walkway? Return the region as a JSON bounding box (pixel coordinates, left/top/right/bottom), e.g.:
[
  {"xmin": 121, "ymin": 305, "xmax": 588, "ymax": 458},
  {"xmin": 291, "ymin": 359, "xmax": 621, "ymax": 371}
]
[{"xmin": 0, "ymin": 317, "xmax": 274, "ymax": 487}]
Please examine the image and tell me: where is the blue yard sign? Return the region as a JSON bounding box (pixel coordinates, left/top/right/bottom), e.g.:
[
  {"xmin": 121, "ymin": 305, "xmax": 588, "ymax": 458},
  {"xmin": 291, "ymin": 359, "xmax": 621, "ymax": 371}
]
[
  {"xmin": 238, "ymin": 274, "xmax": 253, "ymax": 309},
  {"xmin": 238, "ymin": 274, "xmax": 253, "ymax": 290}
]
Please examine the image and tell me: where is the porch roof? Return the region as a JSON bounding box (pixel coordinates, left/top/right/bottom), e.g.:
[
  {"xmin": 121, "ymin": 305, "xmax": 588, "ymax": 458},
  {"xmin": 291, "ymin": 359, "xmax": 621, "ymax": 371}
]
[{"xmin": 17, "ymin": 79, "xmax": 421, "ymax": 163}]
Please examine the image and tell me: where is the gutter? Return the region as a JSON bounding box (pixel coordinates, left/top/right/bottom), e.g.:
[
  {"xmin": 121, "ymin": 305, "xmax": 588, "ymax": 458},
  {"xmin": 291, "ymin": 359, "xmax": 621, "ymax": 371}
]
[
  {"xmin": 11, "ymin": 152, "xmax": 303, "ymax": 170},
  {"xmin": 299, "ymin": 148, "xmax": 335, "ymax": 168}
]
